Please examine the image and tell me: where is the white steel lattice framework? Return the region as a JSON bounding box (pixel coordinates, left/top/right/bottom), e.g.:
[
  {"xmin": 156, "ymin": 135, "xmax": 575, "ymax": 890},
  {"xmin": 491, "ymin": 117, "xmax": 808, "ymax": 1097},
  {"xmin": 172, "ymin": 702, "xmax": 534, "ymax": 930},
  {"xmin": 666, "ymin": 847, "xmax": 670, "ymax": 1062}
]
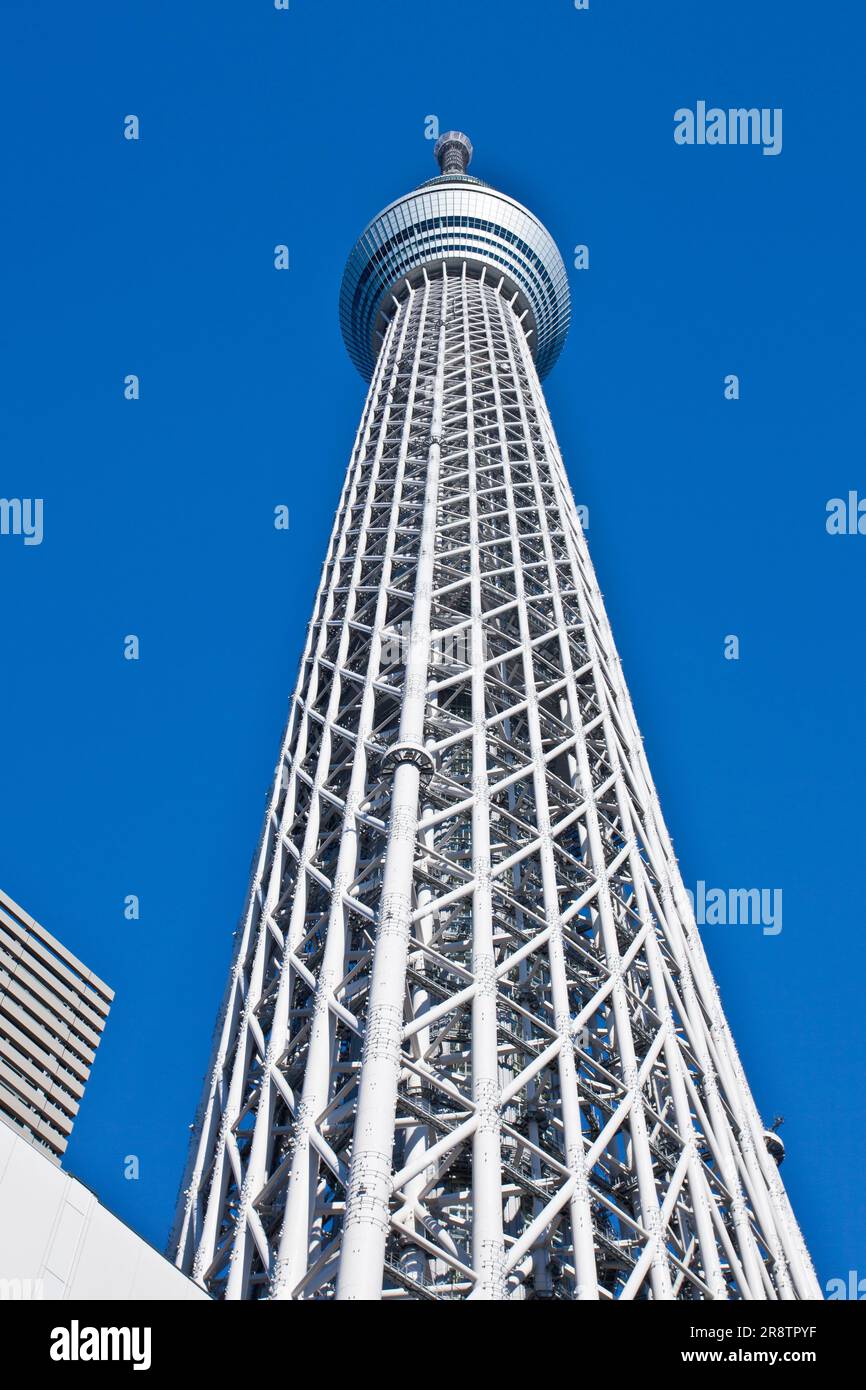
[{"xmin": 171, "ymin": 134, "xmax": 819, "ymax": 1301}]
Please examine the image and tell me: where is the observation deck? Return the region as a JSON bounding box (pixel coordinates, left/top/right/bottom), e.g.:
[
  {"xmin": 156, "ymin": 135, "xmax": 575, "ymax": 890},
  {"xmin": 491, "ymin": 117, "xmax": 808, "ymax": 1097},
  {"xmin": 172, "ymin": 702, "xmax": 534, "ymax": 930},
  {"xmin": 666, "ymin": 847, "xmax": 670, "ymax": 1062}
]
[{"xmin": 339, "ymin": 131, "xmax": 571, "ymax": 382}]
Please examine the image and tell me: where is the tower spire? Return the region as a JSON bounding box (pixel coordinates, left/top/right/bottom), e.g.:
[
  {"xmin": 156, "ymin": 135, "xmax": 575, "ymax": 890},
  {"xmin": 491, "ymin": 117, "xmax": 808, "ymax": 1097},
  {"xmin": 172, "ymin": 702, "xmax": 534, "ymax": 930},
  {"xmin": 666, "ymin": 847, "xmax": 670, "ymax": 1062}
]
[{"xmin": 433, "ymin": 129, "xmax": 473, "ymax": 175}]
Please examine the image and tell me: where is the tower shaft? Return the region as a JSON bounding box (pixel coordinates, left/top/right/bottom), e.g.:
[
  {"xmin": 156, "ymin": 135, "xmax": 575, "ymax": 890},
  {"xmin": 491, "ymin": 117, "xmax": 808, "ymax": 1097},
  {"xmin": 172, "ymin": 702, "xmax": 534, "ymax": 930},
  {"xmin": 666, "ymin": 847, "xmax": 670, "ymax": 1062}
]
[{"xmin": 172, "ymin": 260, "xmax": 818, "ymax": 1300}]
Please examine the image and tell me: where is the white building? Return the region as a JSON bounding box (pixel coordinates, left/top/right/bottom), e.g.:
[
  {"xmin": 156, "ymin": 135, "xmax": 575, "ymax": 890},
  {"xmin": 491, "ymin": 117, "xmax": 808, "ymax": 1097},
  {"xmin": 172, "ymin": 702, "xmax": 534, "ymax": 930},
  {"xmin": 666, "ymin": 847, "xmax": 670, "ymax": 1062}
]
[{"xmin": 0, "ymin": 1119, "xmax": 207, "ymax": 1301}]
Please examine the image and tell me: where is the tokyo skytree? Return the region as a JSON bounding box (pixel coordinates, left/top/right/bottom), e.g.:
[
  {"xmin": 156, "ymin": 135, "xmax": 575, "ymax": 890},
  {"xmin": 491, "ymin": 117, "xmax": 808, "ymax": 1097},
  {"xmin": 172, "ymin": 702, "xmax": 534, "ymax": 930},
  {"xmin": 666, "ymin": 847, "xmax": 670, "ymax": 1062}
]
[{"xmin": 171, "ymin": 132, "xmax": 819, "ymax": 1302}]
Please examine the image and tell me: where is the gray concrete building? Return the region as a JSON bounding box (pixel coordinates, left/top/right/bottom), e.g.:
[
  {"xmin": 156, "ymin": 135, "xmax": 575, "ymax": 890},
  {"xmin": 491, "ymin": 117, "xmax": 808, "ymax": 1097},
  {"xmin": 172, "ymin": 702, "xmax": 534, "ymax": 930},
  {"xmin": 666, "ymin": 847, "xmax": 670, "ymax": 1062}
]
[{"xmin": 0, "ymin": 888, "xmax": 112, "ymax": 1164}]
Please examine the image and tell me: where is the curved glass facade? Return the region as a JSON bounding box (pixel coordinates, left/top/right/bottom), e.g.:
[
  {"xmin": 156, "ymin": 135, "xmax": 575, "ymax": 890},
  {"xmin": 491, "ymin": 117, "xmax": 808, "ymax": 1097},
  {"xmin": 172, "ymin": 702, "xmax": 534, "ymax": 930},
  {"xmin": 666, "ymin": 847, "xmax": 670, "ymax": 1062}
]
[{"xmin": 339, "ymin": 173, "xmax": 571, "ymax": 381}]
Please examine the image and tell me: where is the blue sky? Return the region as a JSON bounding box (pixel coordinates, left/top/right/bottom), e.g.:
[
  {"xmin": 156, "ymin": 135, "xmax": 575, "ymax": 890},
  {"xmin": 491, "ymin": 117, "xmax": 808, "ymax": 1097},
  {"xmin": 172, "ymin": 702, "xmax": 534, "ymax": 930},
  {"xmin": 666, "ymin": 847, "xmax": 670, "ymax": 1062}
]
[{"xmin": 1, "ymin": 0, "xmax": 863, "ymax": 1289}]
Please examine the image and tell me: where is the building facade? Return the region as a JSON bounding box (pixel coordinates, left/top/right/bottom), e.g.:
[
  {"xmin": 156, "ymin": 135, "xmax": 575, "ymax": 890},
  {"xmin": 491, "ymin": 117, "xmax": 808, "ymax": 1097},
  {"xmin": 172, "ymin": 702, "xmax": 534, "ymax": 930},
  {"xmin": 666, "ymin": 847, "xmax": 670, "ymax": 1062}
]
[
  {"xmin": 0, "ymin": 888, "xmax": 112, "ymax": 1164},
  {"xmin": 0, "ymin": 1120, "xmax": 208, "ymax": 1301},
  {"xmin": 172, "ymin": 135, "xmax": 819, "ymax": 1301}
]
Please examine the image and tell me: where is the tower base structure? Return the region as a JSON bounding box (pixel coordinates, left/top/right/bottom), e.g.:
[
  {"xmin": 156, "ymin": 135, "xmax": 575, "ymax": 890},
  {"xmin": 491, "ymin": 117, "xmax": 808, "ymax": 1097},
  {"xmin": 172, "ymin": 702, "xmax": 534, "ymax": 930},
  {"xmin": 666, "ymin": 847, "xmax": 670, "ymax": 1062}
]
[{"xmin": 172, "ymin": 136, "xmax": 819, "ymax": 1303}]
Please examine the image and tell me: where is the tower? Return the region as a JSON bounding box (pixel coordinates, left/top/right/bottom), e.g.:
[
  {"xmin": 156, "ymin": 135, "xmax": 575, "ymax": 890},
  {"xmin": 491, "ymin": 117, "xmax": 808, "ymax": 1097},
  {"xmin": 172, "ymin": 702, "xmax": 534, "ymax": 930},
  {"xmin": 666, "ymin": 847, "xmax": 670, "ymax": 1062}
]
[{"xmin": 172, "ymin": 134, "xmax": 819, "ymax": 1301}]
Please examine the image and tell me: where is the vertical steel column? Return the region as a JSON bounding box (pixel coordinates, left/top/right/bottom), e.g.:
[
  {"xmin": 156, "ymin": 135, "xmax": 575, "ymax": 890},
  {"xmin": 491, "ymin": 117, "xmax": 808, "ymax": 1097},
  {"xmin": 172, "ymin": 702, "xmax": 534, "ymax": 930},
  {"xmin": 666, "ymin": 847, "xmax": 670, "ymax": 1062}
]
[
  {"xmin": 337, "ymin": 268, "xmax": 450, "ymax": 1300},
  {"xmin": 464, "ymin": 268, "xmax": 507, "ymax": 1300},
  {"xmin": 492, "ymin": 287, "xmax": 601, "ymax": 1300},
  {"xmin": 268, "ymin": 296, "xmax": 419, "ymax": 1298},
  {"xmin": 174, "ymin": 351, "xmax": 381, "ymax": 1286}
]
